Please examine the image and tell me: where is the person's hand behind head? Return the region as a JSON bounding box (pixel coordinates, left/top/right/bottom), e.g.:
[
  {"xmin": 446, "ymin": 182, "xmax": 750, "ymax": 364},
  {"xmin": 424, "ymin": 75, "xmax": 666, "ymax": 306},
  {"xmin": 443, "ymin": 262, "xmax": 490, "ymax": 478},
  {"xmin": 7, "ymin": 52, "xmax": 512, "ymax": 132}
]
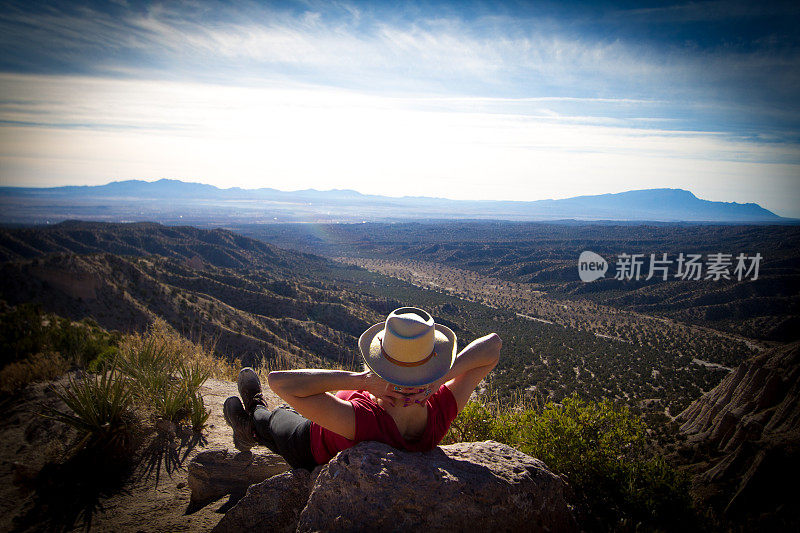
[
  {"xmin": 395, "ymin": 376, "xmax": 447, "ymax": 406},
  {"xmin": 358, "ymin": 371, "xmax": 448, "ymax": 407},
  {"xmin": 359, "ymin": 371, "xmax": 404, "ymax": 406}
]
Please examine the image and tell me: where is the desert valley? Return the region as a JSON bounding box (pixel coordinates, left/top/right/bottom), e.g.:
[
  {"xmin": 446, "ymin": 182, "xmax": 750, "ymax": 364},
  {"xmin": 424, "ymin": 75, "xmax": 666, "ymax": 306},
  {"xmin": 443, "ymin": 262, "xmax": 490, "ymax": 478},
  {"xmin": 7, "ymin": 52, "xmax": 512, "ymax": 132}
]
[{"xmin": 0, "ymin": 201, "xmax": 798, "ymax": 531}]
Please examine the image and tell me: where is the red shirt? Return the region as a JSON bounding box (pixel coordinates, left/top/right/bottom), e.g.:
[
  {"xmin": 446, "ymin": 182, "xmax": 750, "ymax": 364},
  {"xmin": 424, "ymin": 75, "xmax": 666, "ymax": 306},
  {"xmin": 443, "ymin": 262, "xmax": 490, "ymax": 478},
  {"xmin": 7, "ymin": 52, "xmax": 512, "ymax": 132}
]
[{"xmin": 310, "ymin": 384, "xmax": 458, "ymax": 465}]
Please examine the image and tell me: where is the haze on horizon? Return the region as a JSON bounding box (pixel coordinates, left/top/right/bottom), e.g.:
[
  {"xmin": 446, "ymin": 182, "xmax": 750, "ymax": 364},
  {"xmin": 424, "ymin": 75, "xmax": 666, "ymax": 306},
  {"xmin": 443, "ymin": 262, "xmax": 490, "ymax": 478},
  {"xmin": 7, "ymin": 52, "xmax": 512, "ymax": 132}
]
[{"xmin": 0, "ymin": 0, "xmax": 798, "ymax": 217}]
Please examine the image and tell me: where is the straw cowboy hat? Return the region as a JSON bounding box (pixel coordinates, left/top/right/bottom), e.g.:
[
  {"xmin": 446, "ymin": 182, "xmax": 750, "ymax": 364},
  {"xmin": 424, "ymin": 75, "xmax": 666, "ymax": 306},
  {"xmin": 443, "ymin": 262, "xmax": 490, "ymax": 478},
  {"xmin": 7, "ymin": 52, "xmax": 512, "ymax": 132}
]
[{"xmin": 359, "ymin": 307, "xmax": 457, "ymax": 387}]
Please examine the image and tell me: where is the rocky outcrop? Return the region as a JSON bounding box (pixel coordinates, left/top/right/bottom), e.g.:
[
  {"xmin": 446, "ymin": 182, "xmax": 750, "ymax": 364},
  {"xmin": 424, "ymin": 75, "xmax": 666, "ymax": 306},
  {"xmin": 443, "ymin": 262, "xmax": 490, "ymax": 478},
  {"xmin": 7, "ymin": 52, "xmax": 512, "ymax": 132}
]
[
  {"xmin": 677, "ymin": 341, "xmax": 800, "ymax": 526},
  {"xmin": 188, "ymin": 448, "xmax": 289, "ymax": 505},
  {"xmin": 212, "ymin": 469, "xmax": 312, "ymax": 533},
  {"xmin": 212, "ymin": 440, "xmax": 578, "ymax": 533}
]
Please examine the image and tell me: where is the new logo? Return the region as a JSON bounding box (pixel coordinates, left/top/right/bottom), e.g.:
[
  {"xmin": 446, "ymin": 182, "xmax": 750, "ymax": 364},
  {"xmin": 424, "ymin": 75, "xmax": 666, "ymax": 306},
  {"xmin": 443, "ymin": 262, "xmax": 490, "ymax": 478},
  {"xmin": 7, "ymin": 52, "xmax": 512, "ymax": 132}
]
[{"xmin": 578, "ymin": 251, "xmax": 608, "ymax": 282}]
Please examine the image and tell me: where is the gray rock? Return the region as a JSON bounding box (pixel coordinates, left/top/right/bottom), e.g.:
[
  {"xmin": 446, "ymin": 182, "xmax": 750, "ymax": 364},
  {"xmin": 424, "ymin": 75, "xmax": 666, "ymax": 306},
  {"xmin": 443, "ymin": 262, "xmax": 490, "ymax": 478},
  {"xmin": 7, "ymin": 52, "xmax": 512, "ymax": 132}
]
[
  {"xmin": 212, "ymin": 469, "xmax": 312, "ymax": 533},
  {"xmin": 188, "ymin": 448, "xmax": 289, "ymax": 504},
  {"xmin": 215, "ymin": 440, "xmax": 577, "ymax": 532},
  {"xmin": 297, "ymin": 440, "xmax": 577, "ymax": 532}
]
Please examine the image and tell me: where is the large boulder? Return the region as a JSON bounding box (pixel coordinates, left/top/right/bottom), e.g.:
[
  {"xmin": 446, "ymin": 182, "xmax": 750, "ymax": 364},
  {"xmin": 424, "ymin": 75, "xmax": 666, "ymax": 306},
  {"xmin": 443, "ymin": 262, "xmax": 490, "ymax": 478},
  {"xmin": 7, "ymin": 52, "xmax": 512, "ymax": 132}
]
[
  {"xmin": 214, "ymin": 440, "xmax": 578, "ymax": 532},
  {"xmin": 212, "ymin": 469, "xmax": 312, "ymax": 533},
  {"xmin": 188, "ymin": 448, "xmax": 289, "ymax": 505}
]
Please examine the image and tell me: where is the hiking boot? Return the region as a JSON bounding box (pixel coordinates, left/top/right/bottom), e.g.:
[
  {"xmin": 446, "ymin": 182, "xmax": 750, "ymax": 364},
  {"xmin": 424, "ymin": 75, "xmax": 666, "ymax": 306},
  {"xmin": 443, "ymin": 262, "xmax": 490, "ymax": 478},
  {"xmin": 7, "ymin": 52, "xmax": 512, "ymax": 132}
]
[
  {"xmin": 223, "ymin": 396, "xmax": 256, "ymax": 451},
  {"xmin": 238, "ymin": 367, "xmax": 268, "ymax": 413}
]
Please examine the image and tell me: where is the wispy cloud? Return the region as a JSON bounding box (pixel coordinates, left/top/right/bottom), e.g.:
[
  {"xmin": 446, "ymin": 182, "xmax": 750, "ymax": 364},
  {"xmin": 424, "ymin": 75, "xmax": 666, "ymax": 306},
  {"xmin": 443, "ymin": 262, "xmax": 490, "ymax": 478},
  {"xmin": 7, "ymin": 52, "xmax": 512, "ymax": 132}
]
[
  {"xmin": 1, "ymin": 1, "xmax": 796, "ymax": 140},
  {"xmin": 1, "ymin": 2, "xmax": 796, "ymax": 106}
]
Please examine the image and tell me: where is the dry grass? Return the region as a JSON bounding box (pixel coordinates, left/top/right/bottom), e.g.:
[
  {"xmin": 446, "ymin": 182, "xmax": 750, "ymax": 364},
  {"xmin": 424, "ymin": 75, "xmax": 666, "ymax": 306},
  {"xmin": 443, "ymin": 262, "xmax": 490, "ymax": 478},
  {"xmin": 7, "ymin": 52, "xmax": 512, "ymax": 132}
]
[
  {"xmin": 116, "ymin": 319, "xmax": 305, "ymax": 402},
  {"xmin": 118, "ymin": 318, "xmax": 241, "ymax": 382},
  {"xmin": 0, "ymin": 351, "xmax": 70, "ymax": 394}
]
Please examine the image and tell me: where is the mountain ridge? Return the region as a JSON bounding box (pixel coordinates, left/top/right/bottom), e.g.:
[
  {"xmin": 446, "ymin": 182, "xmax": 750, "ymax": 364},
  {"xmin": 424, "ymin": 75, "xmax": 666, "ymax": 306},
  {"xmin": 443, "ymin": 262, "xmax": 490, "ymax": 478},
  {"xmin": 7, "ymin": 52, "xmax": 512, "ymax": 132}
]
[{"xmin": 0, "ymin": 179, "xmax": 785, "ymax": 223}]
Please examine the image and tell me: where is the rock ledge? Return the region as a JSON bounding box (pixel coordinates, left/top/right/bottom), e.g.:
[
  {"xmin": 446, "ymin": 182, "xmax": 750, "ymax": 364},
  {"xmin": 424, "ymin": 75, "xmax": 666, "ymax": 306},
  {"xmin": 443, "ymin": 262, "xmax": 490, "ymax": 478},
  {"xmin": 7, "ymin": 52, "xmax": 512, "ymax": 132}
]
[{"xmin": 211, "ymin": 440, "xmax": 578, "ymax": 532}]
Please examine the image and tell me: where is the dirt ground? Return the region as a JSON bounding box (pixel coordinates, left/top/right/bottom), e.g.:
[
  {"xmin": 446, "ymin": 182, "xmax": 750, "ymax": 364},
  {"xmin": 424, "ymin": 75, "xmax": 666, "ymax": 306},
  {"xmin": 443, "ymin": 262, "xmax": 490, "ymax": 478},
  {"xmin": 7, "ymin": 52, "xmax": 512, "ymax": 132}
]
[{"xmin": 0, "ymin": 375, "xmax": 287, "ymax": 532}]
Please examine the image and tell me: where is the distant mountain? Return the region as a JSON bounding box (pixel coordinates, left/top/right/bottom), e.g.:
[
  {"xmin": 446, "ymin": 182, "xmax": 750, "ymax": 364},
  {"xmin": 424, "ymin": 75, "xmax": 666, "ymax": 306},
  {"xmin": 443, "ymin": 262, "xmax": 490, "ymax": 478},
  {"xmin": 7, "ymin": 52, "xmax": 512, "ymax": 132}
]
[
  {"xmin": 0, "ymin": 179, "xmax": 786, "ymax": 224},
  {"xmin": 533, "ymin": 188, "xmax": 780, "ymax": 222}
]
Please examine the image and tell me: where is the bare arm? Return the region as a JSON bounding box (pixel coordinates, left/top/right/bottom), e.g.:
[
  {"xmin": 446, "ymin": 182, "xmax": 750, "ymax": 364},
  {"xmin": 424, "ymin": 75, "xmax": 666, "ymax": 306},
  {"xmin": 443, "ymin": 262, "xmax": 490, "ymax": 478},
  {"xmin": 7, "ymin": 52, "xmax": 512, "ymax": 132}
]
[
  {"xmin": 267, "ymin": 369, "xmax": 395, "ymax": 440},
  {"xmin": 416, "ymin": 333, "xmax": 501, "ymax": 412}
]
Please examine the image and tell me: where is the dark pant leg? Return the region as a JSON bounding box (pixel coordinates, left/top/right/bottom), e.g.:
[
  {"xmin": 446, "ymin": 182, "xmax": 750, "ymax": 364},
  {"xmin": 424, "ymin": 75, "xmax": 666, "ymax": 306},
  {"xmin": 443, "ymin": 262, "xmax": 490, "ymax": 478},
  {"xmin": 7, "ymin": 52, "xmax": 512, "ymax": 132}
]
[{"xmin": 252, "ymin": 406, "xmax": 317, "ymax": 471}]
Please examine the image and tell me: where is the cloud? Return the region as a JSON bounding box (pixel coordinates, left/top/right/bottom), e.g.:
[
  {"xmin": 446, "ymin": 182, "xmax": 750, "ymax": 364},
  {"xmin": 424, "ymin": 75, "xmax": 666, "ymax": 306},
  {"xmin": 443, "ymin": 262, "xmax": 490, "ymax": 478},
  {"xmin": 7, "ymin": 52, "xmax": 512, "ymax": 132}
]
[
  {"xmin": 1, "ymin": 73, "xmax": 798, "ymax": 217},
  {"xmin": 1, "ymin": 0, "xmax": 794, "ymax": 143},
  {"xmin": 616, "ymin": 0, "xmax": 798, "ymax": 23},
  {"xmin": 1, "ymin": 1, "xmax": 796, "ymax": 114}
]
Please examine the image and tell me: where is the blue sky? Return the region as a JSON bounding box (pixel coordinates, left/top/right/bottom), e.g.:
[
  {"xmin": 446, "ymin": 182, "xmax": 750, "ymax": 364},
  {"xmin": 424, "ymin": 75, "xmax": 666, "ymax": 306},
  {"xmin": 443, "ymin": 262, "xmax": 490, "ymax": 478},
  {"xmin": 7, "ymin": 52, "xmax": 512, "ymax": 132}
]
[{"xmin": 1, "ymin": 0, "xmax": 798, "ymax": 216}]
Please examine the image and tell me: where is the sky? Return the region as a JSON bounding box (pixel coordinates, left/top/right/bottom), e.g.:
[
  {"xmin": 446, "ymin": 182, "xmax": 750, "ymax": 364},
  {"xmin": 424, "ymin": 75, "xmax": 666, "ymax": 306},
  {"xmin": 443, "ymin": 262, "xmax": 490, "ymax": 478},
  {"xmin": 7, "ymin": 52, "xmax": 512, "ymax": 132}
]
[{"xmin": 0, "ymin": 0, "xmax": 798, "ymax": 217}]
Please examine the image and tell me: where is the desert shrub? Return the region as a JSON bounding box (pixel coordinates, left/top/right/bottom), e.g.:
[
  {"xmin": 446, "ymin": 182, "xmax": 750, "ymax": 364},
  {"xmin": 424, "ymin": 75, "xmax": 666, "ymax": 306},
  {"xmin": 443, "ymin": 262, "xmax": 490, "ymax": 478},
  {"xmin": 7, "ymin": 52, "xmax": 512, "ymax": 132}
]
[
  {"xmin": 118, "ymin": 338, "xmax": 189, "ymax": 422},
  {"xmin": 118, "ymin": 318, "xmax": 238, "ymax": 381},
  {"xmin": 117, "ymin": 321, "xmax": 217, "ymax": 425},
  {"xmin": 0, "ymin": 351, "xmax": 70, "ymax": 394},
  {"xmin": 2, "ymin": 307, "xmax": 120, "ymax": 364},
  {"xmin": 44, "ymin": 365, "xmax": 134, "ymax": 453},
  {"xmin": 443, "ymin": 393, "xmax": 695, "ymax": 532},
  {"xmin": 87, "ymin": 346, "xmax": 120, "ymax": 373},
  {"xmin": 0, "ymin": 305, "xmax": 120, "ymax": 392},
  {"xmin": 48, "ymin": 316, "xmax": 120, "ymax": 367},
  {"xmin": 179, "ymin": 360, "xmax": 211, "ymax": 429},
  {"xmin": 0, "ymin": 303, "xmax": 48, "ymax": 365},
  {"xmin": 443, "ymin": 400, "xmax": 494, "ymax": 443}
]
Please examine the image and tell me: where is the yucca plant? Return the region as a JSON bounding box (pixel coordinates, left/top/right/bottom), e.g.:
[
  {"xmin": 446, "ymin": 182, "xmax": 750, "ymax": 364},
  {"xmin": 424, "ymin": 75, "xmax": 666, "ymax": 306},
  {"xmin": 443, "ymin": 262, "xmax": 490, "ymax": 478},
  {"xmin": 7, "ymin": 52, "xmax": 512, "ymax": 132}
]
[
  {"xmin": 181, "ymin": 360, "xmax": 211, "ymax": 430},
  {"xmin": 44, "ymin": 365, "xmax": 133, "ymax": 452},
  {"xmin": 117, "ymin": 337, "xmax": 212, "ymax": 424},
  {"xmin": 179, "ymin": 360, "xmax": 211, "ymax": 399},
  {"xmin": 118, "ymin": 338, "xmax": 181, "ymax": 420},
  {"xmin": 188, "ymin": 391, "xmax": 210, "ymax": 431},
  {"xmin": 117, "ymin": 339, "xmax": 175, "ymax": 398},
  {"xmin": 157, "ymin": 380, "xmax": 192, "ymax": 422}
]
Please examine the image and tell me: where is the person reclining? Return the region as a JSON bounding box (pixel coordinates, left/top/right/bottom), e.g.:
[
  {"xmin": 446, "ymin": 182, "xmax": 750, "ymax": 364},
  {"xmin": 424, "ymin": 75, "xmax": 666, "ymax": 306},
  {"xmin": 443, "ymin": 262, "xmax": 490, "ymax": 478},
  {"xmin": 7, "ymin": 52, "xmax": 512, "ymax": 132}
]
[{"xmin": 223, "ymin": 306, "xmax": 502, "ymax": 470}]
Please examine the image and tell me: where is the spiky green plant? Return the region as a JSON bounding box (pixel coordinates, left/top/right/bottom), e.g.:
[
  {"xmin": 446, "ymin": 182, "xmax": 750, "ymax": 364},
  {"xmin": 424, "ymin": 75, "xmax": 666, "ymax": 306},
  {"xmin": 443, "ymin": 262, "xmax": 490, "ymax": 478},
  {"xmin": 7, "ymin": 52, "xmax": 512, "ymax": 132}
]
[
  {"xmin": 181, "ymin": 360, "xmax": 211, "ymax": 430},
  {"xmin": 179, "ymin": 360, "xmax": 211, "ymax": 399},
  {"xmin": 118, "ymin": 338, "xmax": 179, "ymax": 420},
  {"xmin": 117, "ymin": 339, "xmax": 175, "ymax": 400},
  {"xmin": 44, "ymin": 366, "xmax": 133, "ymax": 451},
  {"xmin": 188, "ymin": 392, "xmax": 210, "ymax": 431},
  {"xmin": 117, "ymin": 338, "xmax": 211, "ymax": 424}
]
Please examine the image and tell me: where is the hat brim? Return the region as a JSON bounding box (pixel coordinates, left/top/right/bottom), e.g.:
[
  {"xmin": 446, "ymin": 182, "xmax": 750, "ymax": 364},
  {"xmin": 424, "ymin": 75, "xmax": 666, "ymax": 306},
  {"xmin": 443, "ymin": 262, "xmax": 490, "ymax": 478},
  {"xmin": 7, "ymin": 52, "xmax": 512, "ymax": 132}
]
[{"xmin": 359, "ymin": 321, "xmax": 457, "ymax": 387}]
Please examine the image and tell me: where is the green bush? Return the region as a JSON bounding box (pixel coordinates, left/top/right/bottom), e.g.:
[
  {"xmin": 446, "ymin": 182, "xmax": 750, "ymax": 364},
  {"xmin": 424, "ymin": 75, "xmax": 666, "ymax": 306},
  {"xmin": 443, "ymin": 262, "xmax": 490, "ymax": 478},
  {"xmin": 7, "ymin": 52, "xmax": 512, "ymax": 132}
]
[
  {"xmin": 0, "ymin": 303, "xmax": 47, "ymax": 365},
  {"xmin": 49, "ymin": 316, "xmax": 120, "ymax": 367},
  {"xmin": 0, "ymin": 305, "xmax": 121, "ymax": 392},
  {"xmin": 87, "ymin": 346, "xmax": 120, "ymax": 373},
  {"xmin": 443, "ymin": 393, "xmax": 695, "ymax": 531}
]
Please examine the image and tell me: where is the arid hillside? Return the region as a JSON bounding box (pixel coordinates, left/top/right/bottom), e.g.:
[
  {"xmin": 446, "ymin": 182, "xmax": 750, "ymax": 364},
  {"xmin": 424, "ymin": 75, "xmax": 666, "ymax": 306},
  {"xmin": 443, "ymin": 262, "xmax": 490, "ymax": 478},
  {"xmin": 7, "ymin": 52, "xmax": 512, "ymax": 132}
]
[
  {"xmin": 0, "ymin": 251, "xmax": 384, "ymax": 369},
  {"xmin": 0, "ymin": 220, "xmax": 320, "ymax": 272},
  {"xmin": 235, "ymin": 221, "xmax": 800, "ymax": 342}
]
